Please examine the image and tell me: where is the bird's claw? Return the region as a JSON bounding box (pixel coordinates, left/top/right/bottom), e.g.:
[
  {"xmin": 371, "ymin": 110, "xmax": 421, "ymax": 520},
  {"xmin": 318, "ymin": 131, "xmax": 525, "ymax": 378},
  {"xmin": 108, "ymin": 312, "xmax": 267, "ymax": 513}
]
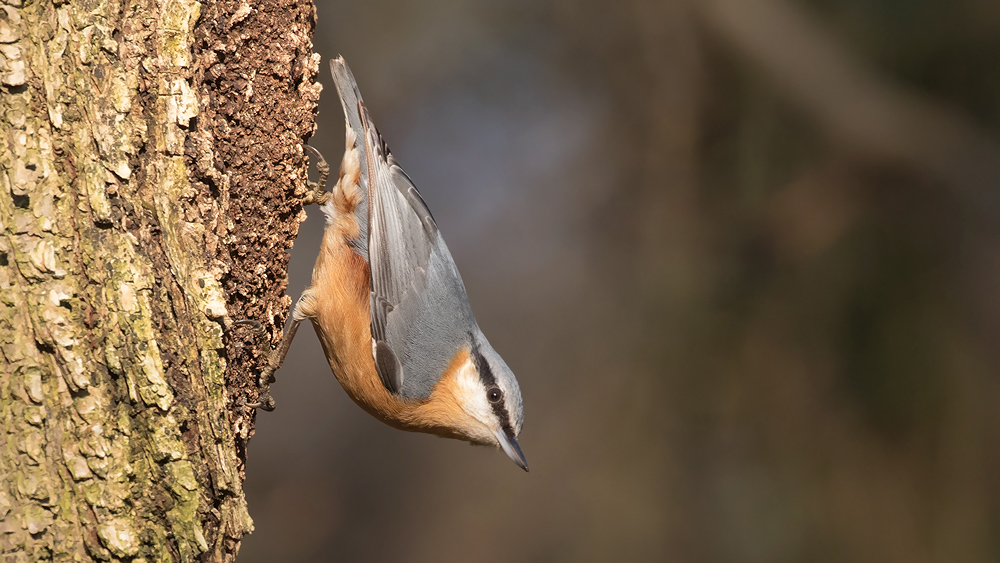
[
  {"xmin": 302, "ymin": 144, "xmax": 330, "ymax": 205},
  {"xmin": 237, "ymin": 394, "xmax": 276, "ymax": 412}
]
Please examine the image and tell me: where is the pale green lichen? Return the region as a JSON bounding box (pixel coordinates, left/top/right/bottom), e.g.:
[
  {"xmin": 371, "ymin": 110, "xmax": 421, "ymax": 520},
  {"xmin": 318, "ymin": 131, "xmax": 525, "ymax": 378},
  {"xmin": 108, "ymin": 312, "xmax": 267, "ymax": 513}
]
[
  {"xmin": 165, "ymin": 461, "xmax": 209, "ymax": 560},
  {"xmin": 149, "ymin": 413, "xmax": 185, "ymax": 462},
  {"xmin": 139, "ymin": 343, "xmax": 173, "ymax": 411},
  {"xmin": 167, "ymin": 461, "xmax": 198, "ymax": 494},
  {"xmin": 81, "ymin": 480, "xmax": 129, "ymax": 511}
]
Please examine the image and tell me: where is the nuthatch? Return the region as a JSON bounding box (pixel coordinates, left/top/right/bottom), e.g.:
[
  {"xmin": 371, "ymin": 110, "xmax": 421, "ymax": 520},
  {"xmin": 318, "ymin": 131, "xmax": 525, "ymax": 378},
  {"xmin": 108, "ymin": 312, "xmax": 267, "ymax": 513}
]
[{"xmin": 256, "ymin": 56, "xmax": 527, "ymax": 471}]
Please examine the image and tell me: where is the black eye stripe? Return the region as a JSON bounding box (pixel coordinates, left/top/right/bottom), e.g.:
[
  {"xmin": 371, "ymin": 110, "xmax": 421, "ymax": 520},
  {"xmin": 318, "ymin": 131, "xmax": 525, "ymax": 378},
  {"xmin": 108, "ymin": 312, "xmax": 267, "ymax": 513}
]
[
  {"xmin": 471, "ymin": 344, "xmax": 514, "ymax": 436},
  {"xmin": 472, "ymin": 346, "xmax": 496, "ymax": 387}
]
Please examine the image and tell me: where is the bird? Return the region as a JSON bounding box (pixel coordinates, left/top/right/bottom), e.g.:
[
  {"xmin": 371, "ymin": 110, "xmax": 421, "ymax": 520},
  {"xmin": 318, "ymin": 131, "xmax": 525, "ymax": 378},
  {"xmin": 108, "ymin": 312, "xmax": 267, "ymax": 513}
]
[{"xmin": 253, "ymin": 56, "xmax": 527, "ymax": 471}]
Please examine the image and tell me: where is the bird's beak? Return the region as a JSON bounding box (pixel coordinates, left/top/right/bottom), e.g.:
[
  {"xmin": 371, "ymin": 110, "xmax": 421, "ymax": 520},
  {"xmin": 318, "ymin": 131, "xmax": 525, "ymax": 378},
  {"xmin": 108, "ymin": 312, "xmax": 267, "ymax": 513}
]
[{"xmin": 495, "ymin": 429, "xmax": 529, "ymax": 472}]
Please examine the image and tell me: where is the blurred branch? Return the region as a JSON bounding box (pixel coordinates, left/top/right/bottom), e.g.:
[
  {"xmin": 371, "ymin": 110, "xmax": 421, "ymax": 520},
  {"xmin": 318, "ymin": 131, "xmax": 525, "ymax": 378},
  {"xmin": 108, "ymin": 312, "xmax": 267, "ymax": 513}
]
[{"xmin": 697, "ymin": 0, "xmax": 1000, "ymax": 214}]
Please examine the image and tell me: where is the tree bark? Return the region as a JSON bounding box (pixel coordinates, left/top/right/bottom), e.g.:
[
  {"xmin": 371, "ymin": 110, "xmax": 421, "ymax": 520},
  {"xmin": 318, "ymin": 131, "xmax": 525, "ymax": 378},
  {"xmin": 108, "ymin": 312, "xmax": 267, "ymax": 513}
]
[{"xmin": 0, "ymin": 0, "xmax": 319, "ymax": 560}]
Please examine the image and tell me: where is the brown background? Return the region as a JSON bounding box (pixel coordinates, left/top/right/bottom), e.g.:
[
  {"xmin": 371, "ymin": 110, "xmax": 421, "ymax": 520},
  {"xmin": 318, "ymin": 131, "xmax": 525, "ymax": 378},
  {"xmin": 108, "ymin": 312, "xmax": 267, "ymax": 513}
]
[{"xmin": 238, "ymin": 0, "xmax": 1000, "ymax": 561}]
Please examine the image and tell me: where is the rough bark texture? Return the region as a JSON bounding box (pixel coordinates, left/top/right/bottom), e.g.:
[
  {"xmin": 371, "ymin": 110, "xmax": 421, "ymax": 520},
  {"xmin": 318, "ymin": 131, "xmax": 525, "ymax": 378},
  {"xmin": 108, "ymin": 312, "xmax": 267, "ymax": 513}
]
[{"xmin": 0, "ymin": 0, "xmax": 319, "ymax": 560}]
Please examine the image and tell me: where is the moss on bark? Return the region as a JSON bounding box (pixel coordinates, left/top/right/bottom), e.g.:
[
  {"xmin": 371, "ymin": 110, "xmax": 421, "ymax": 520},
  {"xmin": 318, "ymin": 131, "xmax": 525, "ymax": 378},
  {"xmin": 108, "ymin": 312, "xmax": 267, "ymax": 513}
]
[{"xmin": 0, "ymin": 0, "xmax": 319, "ymax": 560}]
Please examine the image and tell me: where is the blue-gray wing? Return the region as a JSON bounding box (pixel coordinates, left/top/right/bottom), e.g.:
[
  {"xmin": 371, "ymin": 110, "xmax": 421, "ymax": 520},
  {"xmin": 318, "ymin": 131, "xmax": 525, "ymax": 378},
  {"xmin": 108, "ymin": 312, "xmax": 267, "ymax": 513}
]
[{"xmin": 355, "ymin": 90, "xmax": 476, "ymax": 400}]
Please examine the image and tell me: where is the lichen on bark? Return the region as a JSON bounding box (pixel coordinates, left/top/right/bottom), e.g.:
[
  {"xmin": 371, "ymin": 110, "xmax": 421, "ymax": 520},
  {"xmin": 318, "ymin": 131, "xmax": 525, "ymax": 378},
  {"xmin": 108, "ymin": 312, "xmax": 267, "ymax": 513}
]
[{"xmin": 0, "ymin": 0, "xmax": 319, "ymax": 560}]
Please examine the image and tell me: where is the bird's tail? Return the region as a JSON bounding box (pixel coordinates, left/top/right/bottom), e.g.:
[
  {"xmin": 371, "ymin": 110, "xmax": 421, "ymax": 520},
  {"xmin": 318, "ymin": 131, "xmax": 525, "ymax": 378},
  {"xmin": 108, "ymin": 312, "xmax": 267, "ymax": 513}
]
[
  {"xmin": 330, "ymin": 56, "xmax": 366, "ymax": 156},
  {"xmin": 326, "ymin": 56, "xmax": 369, "ymax": 257}
]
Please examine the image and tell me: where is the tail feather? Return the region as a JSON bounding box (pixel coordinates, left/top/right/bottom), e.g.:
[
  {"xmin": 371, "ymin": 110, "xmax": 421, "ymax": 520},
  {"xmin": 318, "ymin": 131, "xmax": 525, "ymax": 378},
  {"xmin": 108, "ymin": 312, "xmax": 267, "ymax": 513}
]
[
  {"xmin": 328, "ymin": 56, "xmax": 370, "ymax": 260},
  {"xmin": 330, "ymin": 56, "xmax": 366, "ymax": 158}
]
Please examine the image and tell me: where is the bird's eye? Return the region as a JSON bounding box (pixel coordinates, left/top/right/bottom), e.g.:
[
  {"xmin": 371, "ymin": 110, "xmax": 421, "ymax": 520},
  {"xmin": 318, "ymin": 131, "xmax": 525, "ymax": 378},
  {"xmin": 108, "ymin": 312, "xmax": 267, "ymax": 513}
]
[{"xmin": 487, "ymin": 386, "xmax": 503, "ymax": 403}]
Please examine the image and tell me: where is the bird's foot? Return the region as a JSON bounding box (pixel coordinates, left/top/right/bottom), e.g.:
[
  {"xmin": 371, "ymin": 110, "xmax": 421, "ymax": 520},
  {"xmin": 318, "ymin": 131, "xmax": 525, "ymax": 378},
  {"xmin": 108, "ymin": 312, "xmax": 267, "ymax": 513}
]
[{"xmin": 302, "ymin": 145, "xmax": 331, "ymax": 205}]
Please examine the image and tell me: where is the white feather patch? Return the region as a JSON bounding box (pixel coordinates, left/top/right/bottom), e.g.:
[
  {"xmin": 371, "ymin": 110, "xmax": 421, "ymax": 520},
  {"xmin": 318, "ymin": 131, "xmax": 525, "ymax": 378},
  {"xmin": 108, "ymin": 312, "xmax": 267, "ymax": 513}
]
[{"xmin": 451, "ymin": 357, "xmax": 497, "ymax": 444}]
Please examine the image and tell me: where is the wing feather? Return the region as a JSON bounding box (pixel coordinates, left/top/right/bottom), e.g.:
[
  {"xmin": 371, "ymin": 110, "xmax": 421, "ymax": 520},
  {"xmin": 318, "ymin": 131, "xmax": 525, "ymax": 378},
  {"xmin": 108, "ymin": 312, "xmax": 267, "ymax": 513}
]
[{"xmin": 333, "ymin": 57, "xmax": 477, "ymax": 400}]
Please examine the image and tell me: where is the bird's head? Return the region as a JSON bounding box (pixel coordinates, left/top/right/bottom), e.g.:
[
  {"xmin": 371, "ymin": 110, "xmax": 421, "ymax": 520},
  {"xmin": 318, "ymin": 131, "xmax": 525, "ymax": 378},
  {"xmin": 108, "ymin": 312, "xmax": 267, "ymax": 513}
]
[{"xmin": 425, "ymin": 330, "xmax": 527, "ymax": 471}]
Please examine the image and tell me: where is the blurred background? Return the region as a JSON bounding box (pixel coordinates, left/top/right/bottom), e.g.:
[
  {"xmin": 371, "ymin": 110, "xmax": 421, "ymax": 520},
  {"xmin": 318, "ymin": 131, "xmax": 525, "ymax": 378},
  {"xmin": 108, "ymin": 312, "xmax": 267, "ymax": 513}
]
[{"xmin": 239, "ymin": 0, "xmax": 1000, "ymax": 561}]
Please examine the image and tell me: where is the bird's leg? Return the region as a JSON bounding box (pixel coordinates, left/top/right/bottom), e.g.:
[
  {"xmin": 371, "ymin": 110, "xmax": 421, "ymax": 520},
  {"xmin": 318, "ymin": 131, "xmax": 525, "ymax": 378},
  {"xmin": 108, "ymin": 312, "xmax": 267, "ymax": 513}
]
[
  {"xmin": 241, "ymin": 146, "xmax": 328, "ymax": 411},
  {"xmin": 244, "ymin": 318, "xmax": 302, "ymax": 411},
  {"xmin": 302, "ymin": 145, "xmax": 331, "ymax": 205},
  {"xmin": 262, "ymin": 145, "xmax": 326, "ymax": 384},
  {"xmin": 243, "ymin": 290, "xmax": 316, "ymax": 411}
]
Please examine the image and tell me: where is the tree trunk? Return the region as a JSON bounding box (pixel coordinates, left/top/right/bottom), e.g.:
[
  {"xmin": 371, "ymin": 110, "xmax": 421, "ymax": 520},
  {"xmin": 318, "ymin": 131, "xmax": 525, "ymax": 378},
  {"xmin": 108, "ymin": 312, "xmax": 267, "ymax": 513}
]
[{"xmin": 0, "ymin": 0, "xmax": 319, "ymax": 560}]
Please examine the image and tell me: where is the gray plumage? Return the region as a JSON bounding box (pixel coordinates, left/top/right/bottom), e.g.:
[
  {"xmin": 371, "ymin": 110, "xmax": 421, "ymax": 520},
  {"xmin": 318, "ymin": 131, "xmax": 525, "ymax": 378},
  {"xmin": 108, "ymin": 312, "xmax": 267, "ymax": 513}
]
[{"xmin": 330, "ymin": 58, "xmax": 481, "ymax": 400}]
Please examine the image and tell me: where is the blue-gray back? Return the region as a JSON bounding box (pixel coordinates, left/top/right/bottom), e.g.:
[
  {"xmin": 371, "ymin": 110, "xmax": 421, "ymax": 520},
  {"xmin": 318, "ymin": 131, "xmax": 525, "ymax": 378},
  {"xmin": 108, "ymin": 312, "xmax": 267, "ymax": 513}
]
[{"xmin": 331, "ymin": 58, "xmax": 478, "ymax": 400}]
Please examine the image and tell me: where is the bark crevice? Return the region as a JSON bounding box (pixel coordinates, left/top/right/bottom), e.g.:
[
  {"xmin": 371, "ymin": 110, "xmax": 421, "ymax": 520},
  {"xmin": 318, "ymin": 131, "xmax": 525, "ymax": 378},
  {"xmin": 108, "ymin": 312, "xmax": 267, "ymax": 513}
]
[{"xmin": 1, "ymin": 0, "xmax": 319, "ymax": 560}]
